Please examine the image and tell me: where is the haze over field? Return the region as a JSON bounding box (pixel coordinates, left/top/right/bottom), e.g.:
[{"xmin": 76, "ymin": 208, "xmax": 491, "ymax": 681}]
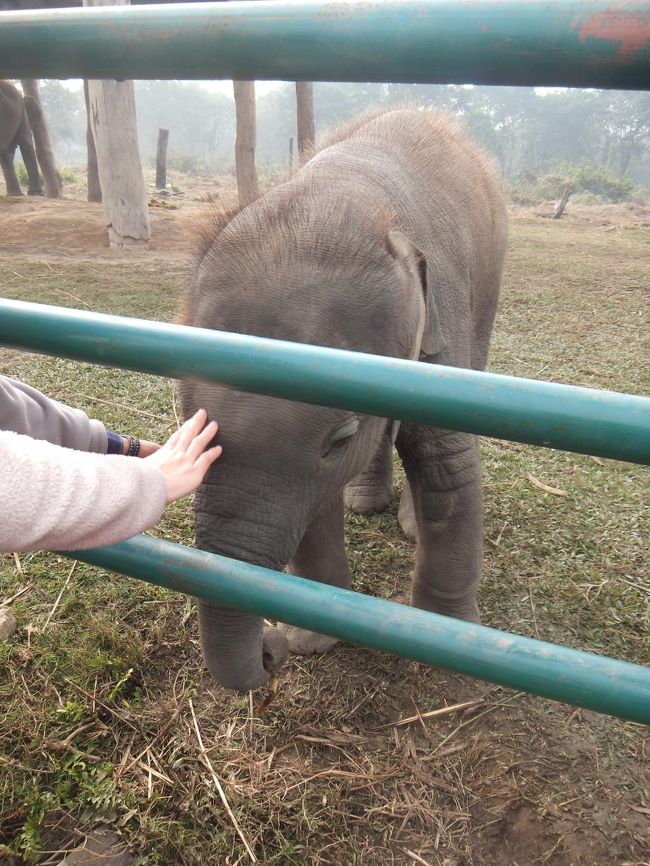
[{"xmin": 36, "ymin": 80, "xmax": 650, "ymax": 198}]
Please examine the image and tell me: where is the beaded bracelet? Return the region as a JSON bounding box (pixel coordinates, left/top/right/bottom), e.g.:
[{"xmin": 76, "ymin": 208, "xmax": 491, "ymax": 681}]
[{"xmin": 125, "ymin": 434, "xmax": 141, "ymax": 457}]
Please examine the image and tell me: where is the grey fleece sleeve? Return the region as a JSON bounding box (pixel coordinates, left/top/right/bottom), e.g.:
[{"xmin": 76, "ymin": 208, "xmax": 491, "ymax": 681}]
[
  {"xmin": 0, "ymin": 431, "xmax": 166, "ymax": 552},
  {"xmin": 0, "ymin": 375, "xmax": 108, "ymax": 453}
]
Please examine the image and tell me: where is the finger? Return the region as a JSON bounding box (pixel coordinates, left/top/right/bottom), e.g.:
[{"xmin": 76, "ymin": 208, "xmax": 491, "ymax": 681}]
[
  {"xmin": 186, "ymin": 420, "xmax": 219, "ymax": 462},
  {"xmin": 194, "ymin": 444, "xmax": 223, "ymax": 477},
  {"xmin": 174, "ymin": 408, "xmax": 208, "ymax": 451}
]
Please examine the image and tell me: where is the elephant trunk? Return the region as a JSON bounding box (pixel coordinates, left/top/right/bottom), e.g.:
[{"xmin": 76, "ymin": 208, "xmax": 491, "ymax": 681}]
[
  {"xmin": 194, "ymin": 475, "xmax": 297, "ymax": 691},
  {"xmin": 198, "ymin": 601, "xmax": 288, "ymax": 692}
]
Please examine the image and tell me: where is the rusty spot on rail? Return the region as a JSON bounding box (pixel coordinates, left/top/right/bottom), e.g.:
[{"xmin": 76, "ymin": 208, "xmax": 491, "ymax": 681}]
[{"xmin": 578, "ymin": 7, "xmax": 650, "ymax": 55}]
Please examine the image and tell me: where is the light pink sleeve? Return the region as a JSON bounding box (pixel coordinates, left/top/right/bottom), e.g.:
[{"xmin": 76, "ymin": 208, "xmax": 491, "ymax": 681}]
[{"xmin": 0, "ymin": 431, "xmax": 166, "ymax": 553}]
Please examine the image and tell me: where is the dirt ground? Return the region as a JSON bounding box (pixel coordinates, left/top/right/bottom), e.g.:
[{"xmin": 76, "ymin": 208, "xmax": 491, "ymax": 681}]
[{"xmin": 0, "ymin": 190, "xmax": 648, "ymax": 866}]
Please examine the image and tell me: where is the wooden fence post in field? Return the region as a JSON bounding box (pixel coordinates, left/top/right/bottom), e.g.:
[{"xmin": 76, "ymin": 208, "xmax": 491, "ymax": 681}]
[
  {"xmin": 554, "ymin": 184, "xmax": 574, "ymax": 219},
  {"xmin": 155, "ymin": 127, "xmax": 169, "ymax": 190}
]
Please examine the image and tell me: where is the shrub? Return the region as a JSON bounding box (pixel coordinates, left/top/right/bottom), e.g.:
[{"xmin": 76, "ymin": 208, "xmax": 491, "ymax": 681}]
[
  {"xmin": 511, "ymin": 162, "xmax": 635, "ymax": 205},
  {"xmin": 165, "ymin": 152, "xmax": 215, "ymax": 176}
]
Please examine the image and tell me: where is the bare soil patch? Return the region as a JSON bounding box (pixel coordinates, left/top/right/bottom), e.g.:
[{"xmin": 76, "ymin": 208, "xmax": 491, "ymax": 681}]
[{"xmin": 514, "ymin": 199, "xmax": 650, "ymax": 229}]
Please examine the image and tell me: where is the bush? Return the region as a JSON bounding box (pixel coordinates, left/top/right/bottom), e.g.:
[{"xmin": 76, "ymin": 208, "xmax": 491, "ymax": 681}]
[
  {"xmin": 16, "ymin": 160, "xmax": 76, "ymax": 189},
  {"xmin": 58, "ymin": 166, "xmax": 77, "ymax": 184},
  {"xmin": 511, "ymin": 162, "xmax": 635, "ymax": 205},
  {"xmin": 165, "ymin": 152, "xmax": 215, "ymax": 176}
]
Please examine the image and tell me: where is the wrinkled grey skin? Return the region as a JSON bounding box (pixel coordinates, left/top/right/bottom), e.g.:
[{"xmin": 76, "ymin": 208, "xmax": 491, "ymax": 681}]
[
  {"xmin": 181, "ymin": 109, "xmax": 508, "ymax": 692},
  {"xmin": 0, "ymin": 80, "xmax": 43, "ymax": 196}
]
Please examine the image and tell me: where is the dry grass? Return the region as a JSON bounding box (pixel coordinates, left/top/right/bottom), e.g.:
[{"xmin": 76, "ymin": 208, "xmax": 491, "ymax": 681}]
[{"xmin": 0, "ymin": 197, "xmax": 648, "ymax": 865}]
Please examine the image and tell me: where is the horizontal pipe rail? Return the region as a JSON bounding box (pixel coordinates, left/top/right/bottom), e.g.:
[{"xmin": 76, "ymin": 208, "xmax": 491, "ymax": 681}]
[
  {"xmin": 0, "ymin": 0, "xmax": 649, "ymax": 88},
  {"xmin": 70, "ymin": 535, "xmax": 650, "ymax": 724},
  {"xmin": 1, "ymin": 298, "xmax": 649, "ymax": 464}
]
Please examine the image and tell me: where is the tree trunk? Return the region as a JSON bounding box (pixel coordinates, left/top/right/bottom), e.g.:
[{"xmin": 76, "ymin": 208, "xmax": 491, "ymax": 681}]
[
  {"xmin": 233, "ymin": 80, "xmax": 259, "ymax": 208},
  {"xmin": 84, "ymin": 0, "xmax": 150, "ymax": 248},
  {"xmin": 155, "ymin": 127, "xmax": 169, "ymax": 190},
  {"xmin": 295, "ymin": 81, "xmax": 315, "ymax": 161},
  {"xmin": 20, "ymin": 79, "xmax": 61, "ymax": 198},
  {"xmin": 83, "ymin": 79, "xmax": 102, "ymax": 203}
]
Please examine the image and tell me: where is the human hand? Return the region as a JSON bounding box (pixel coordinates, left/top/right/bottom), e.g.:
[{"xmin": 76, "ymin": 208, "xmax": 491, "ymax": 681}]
[{"xmin": 145, "ymin": 409, "xmax": 222, "ymax": 504}]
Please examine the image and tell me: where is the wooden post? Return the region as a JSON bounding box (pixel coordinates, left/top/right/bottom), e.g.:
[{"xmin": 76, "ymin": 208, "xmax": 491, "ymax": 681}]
[
  {"xmin": 155, "ymin": 127, "xmax": 169, "ymax": 190},
  {"xmin": 553, "ymin": 184, "xmax": 573, "ymax": 220},
  {"xmin": 83, "ymin": 79, "xmax": 102, "ymax": 203},
  {"xmin": 295, "ymin": 81, "xmax": 315, "ymax": 162},
  {"xmin": 20, "ymin": 79, "xmax": 61, "ymax": 198},
  {"xmin": 233, "ymin": 80, "xmax": 259, "ymax": 208},
  {"xmin": 84, "ymin": 0, "xmax": 150, "ymax": 248}
]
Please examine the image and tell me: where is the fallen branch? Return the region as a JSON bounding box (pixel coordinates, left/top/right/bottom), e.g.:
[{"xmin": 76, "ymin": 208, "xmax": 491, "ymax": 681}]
[
  {"xmin": 404, "ymin": 850, "xmax": 434, "ymax": 866},
  {"xmin": 43, "ymin": 561, "xmax": 76, "ymax": 631},
  {"xmin": 377, "ymin": 698, "xmax": 484, "ymax": 730},
  {"xmin": 526, "ymin": 473, "xmax": 568, "ymax": 496}
]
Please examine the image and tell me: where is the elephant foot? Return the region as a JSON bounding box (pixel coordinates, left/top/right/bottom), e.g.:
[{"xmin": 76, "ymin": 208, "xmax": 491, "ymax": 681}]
[
  {"xmin": 27, "ymin": 188, "xmax": 45, "ymax": 197},
  {"xmin": 277, "ymin": 622, "xmax": 340, "ymax": 656},
  {"xmin": 412, "ymin": 590, "xmax": 481, "ymax": 624},
  {"xmin": 397, "ymin": 484, "xmax": 418, "ymax": 540},
  {"xmin": 344, "ymin": 483, "xmax": 393, "ymax": 515}
]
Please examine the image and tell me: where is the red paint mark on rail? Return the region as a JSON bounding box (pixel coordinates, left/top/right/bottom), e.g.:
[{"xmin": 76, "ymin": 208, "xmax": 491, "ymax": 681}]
[{"xmin": 578, "ymin": 8, "xmax": 650, "ymax": 55}]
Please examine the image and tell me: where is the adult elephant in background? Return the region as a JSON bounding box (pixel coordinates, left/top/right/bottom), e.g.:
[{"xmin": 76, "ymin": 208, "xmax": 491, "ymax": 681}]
[
  {"xmin": 0, "ymin": 78, "xmax": 43, "ymax": 196},
  {"xmin": 182, "ymin": 108, "xmax": 508, "ymax": 692}
]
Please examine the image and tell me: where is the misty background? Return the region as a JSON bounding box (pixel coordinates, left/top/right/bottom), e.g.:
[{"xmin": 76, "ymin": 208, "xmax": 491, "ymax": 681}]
[{"xmin": 35, "ymin": 80, "xmax": 650, "ymax": 201}]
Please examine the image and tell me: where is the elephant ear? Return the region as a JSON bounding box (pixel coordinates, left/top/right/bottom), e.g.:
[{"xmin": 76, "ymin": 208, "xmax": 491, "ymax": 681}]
[{"xmin": 386, "ymin": 230, "xmax": 446, "ymax": 359}]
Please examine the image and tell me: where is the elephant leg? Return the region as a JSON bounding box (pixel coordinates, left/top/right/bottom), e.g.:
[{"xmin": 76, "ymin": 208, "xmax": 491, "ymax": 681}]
[
  {"xmin": 0, "ymin": 150, "xmax": 23, "ymax": 196},
  {"xmin": 397, "ymin": 429, "xmax": 483, "ymax": 623},
  {"xmin": 344, "ymin": 430, "xmax": 393, "ymax": 514},
  {"xmin": 17, "ymin": 131, "xmax": 43, "ymax": 196},
  {"xmin": 397, "ymin": 479, "xmax": 417, "ymax": 540},
  {"xmin": 279, "ymin": 496, "xmax": 352, "ymax": 656}
]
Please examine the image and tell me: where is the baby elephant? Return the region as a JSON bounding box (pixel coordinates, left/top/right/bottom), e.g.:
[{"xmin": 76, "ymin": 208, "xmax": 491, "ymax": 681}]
[{"xmin": 182, "ymin": 108, "xmax": 508, "ymax": 691}]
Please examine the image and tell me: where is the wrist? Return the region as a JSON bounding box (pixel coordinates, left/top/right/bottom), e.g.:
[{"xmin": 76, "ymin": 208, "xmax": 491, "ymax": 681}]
[
  {"xmin": 124, "ymin": 434, "xmax": 141, "ymax": 457},
  {"xmin": 106, "ymin": 429, "xmax": 124, "ymax": 455},
  {"xmin": 106, "ymin": 430, "xmax": 141, "ymax": 456}
]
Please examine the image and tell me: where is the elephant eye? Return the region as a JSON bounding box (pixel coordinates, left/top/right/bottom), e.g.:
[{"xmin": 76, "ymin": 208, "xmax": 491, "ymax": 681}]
[{"xmin": 321, "ymin": 416, "xmax": 361, "ymax": 458}]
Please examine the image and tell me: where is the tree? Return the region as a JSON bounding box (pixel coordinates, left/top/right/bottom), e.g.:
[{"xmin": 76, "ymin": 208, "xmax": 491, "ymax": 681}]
[
  {"xmin": 600, "ymin": 91, "xmax": 650, "ymax": 178},
  {"xmin": 83, "ymin": 0, "xmax": 150, "ymax": 247},
  {"xmin": 233, "ymin": 80, "xmax": 259, "ymax": 206},
  {"xmin": 295, "ymin": 82, "xmax": 315, "ymax": 161}
]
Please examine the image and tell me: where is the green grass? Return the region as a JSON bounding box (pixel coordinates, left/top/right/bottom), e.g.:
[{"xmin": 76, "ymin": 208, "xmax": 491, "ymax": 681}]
[{"xmin": 0, "ymin": 210, "xmax": 648, "ymax": 866}]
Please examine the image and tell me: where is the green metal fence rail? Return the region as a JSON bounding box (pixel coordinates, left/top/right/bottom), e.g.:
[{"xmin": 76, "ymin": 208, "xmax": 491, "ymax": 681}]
[
  {"xmin": 71, "ymin": 536, "xmax": 650, "ymax": 725},
  {"xmin": 0, "ymin": 0, "xmax": 649, "ymax": 88},
  {"xmin": 1, "ymin": 299, "xmax": 649, "ymax": 465}
]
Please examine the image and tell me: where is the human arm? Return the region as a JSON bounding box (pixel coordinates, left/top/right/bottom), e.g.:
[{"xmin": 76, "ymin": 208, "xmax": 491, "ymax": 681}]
[
  {"xmin": 0, "ymin": 429, "xmax": 167, "ymax": 551},
  {"xmin": 0, "ymin": 374, "xmax": 160, "ymax": 457},
  {"xmin": 0, "ymin": 374, "xmax": 107, "ymax": 452},
  {"xmin": 0, "ymin": 410, "xmax": 221, "ymax": 552}
]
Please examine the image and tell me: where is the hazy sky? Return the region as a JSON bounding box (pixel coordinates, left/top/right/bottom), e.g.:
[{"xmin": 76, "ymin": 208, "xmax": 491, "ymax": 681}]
[{"xmin": 61, "ymin": 78, "xmax": 285, "ymax": 98}]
